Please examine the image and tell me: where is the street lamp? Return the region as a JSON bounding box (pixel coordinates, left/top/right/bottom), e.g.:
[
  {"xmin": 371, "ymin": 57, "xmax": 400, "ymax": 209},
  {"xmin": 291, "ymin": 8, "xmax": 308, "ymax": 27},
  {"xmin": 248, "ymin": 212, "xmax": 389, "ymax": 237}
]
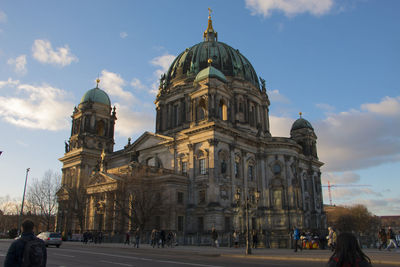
[
  {"xmin": 18, "ymin": 168, "xmax": 30, "ymax": 235},
  {"xmin": 234, "ymin": 188, "xmax": 260, "ymax": 255}
]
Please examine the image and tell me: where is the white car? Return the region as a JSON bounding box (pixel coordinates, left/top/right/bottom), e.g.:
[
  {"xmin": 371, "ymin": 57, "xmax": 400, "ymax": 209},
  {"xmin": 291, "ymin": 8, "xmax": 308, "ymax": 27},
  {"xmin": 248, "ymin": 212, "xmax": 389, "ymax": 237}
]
[{"xmin": 37, "ymin": 232, "xmax": 62, "ymax": 248}]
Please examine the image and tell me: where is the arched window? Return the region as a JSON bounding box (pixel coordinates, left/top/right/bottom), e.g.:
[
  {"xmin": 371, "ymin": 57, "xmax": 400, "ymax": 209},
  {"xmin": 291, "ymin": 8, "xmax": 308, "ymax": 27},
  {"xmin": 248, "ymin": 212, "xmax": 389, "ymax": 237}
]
[
  {"xmin": 249, "ymin": 105, "xmax": 255, "ymax": 127},
  {"xmin": 197, "ymin": 150, "xmax": 207, "ymax": 175},
  {"xmin": 198, "ymin": 98, "xmax": 207, "ymax": 121},
  {"xmin": 97, "ymin": 120, "xmax": 105, "ymax": 136},
  {"xmin": 173, "ymin": 104, "xmax": 179, "ymax": 127},
  {"xmin": 248, "ymin": 165, "xmax": 254, "ymax": 181},
  {"xmin": 238, "ymin": 101, "xmax": 243, "ymax": 113},
  {"xmin": 219, "ymin": 99, "xmax": 228, "ymax": 121}
]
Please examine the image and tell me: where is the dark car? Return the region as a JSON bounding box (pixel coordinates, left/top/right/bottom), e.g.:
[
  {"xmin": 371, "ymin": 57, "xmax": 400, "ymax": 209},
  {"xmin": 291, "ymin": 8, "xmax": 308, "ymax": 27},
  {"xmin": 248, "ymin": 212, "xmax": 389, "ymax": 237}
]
[{"xmin": 37, "ymin": 232, "xmax": 62, "ymax": 248}]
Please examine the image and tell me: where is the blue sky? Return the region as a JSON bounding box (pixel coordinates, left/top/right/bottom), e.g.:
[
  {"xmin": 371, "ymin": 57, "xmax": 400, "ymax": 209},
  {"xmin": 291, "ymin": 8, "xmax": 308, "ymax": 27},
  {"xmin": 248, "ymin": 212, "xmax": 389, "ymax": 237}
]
[{"xmin": 0, "ymin": 0, "xmax": 399, "ymax": 215}]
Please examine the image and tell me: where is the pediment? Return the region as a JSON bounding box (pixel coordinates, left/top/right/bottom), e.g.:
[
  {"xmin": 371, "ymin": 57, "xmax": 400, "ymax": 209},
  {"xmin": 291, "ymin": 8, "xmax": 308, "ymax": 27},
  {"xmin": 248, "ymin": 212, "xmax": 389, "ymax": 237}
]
[
  {"xmin": 87, "ymin": 171, "xmax": 120, "ymax": 186},
  {"xmin": 129, "ymin": 131, "xmax": 172, "ymax": 152}
]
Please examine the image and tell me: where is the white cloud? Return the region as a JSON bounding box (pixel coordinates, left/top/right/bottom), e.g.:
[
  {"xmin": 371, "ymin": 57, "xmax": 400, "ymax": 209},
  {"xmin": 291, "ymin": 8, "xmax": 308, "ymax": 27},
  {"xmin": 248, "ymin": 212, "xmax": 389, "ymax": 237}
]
[
  {"xmin": 268, "ymin": 89, "xmax": 290, "ymax": 103},
  {"xmin": 317, "ymin": 96, "xmax": 400, "ymax": 172},
  {"xmin": 0, "ymin": 79, "xmax": 73, "ymax": 130},
  {"xmin": 96, "ymin": 72, "xmax": 154, "ymax": 137},
  {"xmin": 0, "ymin": 10, "xmax": 7, "ymax": 23},
  {"xmin": 99, "ymin": 70, "xmax": 135, "ymax": 102},
  {"xmin": 361, "ymin": 96, "xmax": 400, "ymax": 116},
  {"xmin": 32, "ymin": 39, "xmax": 78, "ymax": 67},
  {"xmin": 130, "ymin": 78, "xmax": 146, "ymax": 91},
  {"xmin": 269, "ymin": 96, "xmax": 400, "ymax": 173},
  {"xmin": 269, "ymin": 115, "xmax": 292, "ymax": 137},
  {"xmin": 0, "ymin": 78, "xmax": 20, "ymax": 88},
  {"xmin": 245, "ymin": 0, "xmax": 334, "ymax": 17},
  {"xmin": 114, "ymin": 103, "xmax": 155, "ymax": 138},
  {"xmin": 7, "ymin": 55, "xmax": 27, "ymax": 75},
  {"xmin": 120, "ymin": 32, "xmax": 128, "ymax": 39},
  {"xmin": 150, "ymin": 53, "xmax": 175, "ymax": 78},
  {"xmin": 322, "ymin": 171, "xmax": 361, "ymax": 185}
]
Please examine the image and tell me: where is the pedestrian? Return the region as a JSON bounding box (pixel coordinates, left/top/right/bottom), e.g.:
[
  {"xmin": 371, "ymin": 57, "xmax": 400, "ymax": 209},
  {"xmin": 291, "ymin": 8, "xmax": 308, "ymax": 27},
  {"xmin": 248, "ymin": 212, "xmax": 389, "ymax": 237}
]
[
  {"xmin": 252, "ymin": 229, "xmax": 258, "ymax": 249},
  {"xmin": 151, "ymin": 229, "xmax": 157, "ymax": 248},
  {"xmin": 378, "ymin": 228, "xmax": 387, "ymax": 250},
  {"xmin": 134, "ymin": 228, "xmax": 140, "ymax": 248},
  {"xmin": 211, "ymin": 227, "xmax": 218, "ymax": 248},
  {"xmin": 328, "ymin": 227, "xmax": 337, "ymax": 251},
  {"xmin": 160, "ymin": 229, "xmax": 166, "ymax": 248},
  {"xmin": 124, "ymin": 231, "xmax": 130, "ymax": 245},
  {"xmin": 293, "ymin": 226, "xmax": 302, "ymax": 252},
  {"xmin": 396, "ymin": 231, "xmax": 400, "ymax": 246},
  {"xmin": 83, "ymin": 231, "xmax": 88, "ymax": 244},
  {"xmin": 4, "ymin": 219, "xmax": 47, "ymax": 267},
  {"xmin": 98, "ymin": 231, "xmax": 103, "ymax": 244},
  {"xmin": 328, "ymin": 232, "xmax": 371, "ymax": 267},
  {"xmin": 167, "ymin": 231, "xmax": 174, "ymax": 247},
  {"xmin": 386, "ymin": 227, "xmax": 398, "ymax": 251},
  {"xmin": 233, "ymin": 230, "xmax": 239, "ymax": 248}
]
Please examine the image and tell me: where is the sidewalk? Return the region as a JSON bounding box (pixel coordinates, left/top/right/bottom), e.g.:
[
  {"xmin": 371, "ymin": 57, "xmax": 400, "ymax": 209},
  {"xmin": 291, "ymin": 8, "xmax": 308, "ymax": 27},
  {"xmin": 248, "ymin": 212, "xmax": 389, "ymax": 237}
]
[{"xmin": 65, "ymin": 241, "xmax": 400, "ymax": 266}]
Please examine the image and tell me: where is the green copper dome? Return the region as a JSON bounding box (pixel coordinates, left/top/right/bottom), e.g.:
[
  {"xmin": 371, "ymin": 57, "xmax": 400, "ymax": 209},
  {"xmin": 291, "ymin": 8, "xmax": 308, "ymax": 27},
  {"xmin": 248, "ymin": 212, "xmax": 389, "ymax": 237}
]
[
  {"xmin": 194, "ymin": 65, "xmax": 227, "ymax": 83},
  {"xmin": 291, "ymin": 118, "xmax": 314, "ymax": 131},
  {"xmin": 166, "ymin": 41, "xmax": 259, "ymax": 89},
  {"xmin": 80, "ymin": 87, "xmax": 111, "ymax": 106}
]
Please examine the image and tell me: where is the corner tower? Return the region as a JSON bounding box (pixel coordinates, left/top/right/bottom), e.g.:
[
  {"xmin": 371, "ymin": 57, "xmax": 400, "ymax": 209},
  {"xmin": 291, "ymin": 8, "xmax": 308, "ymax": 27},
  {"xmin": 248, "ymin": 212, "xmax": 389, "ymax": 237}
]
[
  {"xmin": 57, "ymin": 79, "xmax": 116, "ymax": 234},
  {"xmin": 61, "ymin": 79, "xmax": 116, "ymax": 188}
]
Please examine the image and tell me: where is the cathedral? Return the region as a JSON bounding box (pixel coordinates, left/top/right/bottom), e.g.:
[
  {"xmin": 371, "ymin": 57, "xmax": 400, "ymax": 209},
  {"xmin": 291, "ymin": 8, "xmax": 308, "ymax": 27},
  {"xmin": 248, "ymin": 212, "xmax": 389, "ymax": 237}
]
[{"xmin": 56, "ymin": 13, "xmax": 326, "ymax": 248}]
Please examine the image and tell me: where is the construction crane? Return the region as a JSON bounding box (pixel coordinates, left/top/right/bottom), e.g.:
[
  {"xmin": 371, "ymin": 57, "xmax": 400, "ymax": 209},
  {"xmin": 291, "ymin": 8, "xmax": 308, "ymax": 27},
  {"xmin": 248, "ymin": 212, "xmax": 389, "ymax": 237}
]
[{"xmin": 322, "ymin": 181, "xmax": 371, "ymax": 206}]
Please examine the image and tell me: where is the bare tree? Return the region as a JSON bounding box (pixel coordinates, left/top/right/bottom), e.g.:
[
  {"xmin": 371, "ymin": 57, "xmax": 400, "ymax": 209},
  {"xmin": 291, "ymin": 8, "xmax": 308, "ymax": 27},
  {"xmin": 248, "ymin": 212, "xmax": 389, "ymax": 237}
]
[
  {"xmin": 113, "ymin": 175, "xmax": 165, "ymax": 232},
  {"xmin": 61, "ymin": 186, "xmax": 86, "ymax": 233},
  {"xmin": 27, "ymin": 170, "xmax": 61, "ymax": 231},
  {"xmin": 0, "ymin": 195, "xmax": 20, "ymax": 215}
]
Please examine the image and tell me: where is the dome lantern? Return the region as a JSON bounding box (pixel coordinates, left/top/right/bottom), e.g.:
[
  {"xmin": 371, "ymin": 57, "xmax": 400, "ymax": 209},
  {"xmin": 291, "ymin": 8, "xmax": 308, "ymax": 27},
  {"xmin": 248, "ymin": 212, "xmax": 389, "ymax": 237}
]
[{"xmin": 204, "ymin": 8, "xmax": 217, "ymax": 42}]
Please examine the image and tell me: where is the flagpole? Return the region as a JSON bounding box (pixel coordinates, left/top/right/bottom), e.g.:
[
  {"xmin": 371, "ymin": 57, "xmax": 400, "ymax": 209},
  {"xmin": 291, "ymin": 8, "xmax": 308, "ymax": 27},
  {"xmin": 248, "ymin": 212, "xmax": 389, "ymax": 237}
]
[{"xmin": 17, "ymin": 168, "xmax": 30, "ymax": 235}]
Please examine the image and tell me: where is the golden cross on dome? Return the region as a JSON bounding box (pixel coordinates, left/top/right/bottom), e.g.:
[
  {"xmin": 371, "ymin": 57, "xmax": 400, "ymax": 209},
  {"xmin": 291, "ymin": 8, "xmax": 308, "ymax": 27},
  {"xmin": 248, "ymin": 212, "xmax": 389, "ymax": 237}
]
[
  {"xmin": 96, "ymin": 74, "xmax": 100, "ymax": 88},
  {"xmin": 208, "ymin": 7, "xmax": 212, "ymax": 18}
]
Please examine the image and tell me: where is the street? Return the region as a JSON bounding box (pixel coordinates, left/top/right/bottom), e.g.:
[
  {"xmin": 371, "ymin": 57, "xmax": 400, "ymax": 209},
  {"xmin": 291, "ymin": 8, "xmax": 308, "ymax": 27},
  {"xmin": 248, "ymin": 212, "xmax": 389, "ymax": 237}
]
[{"xmin": 0, "ymin": 240, "xmax": 399, "ymax": 267}]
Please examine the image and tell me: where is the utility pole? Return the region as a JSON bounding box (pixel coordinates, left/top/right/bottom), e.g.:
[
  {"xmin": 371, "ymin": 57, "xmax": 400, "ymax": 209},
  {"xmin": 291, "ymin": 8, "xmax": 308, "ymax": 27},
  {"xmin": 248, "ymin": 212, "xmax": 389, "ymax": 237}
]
[{"xmin": 18, "ymin": 168, "xmax": 30, "ymax": 235}]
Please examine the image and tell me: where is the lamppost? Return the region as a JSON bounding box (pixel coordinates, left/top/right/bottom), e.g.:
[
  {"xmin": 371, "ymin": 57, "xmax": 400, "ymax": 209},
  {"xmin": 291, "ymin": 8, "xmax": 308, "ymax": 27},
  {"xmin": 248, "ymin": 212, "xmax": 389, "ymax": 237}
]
[
  {"xmin": 18, "ymin": 168, "xmax": 30, "ymax": 235},
  {"xmin": 234, "ymin": 188, "xmax": 260, "ymax": 255}
]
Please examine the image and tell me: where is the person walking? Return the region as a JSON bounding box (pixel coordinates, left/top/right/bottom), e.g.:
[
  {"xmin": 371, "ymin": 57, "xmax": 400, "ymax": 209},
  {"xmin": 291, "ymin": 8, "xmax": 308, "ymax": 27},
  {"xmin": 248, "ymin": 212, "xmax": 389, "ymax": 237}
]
[
  {"xmin": 150, "ymin": 229, "xmax": 157, "ymax": 248},
  {"xmin": 134, "ymin": 228, "xmax": 140, "ymax": 248},
  {"xmin": 328, "ymin": 232, "xmax": 371, "ymax": 267},
  {"xmin": 328, "ymin": 227, "xmax": 337, "ymax": 251},
  {"xmin": 160, "ymin": 229, "xmax": 166, "ymax": 248},
  {"xmin": 4, "ymin": 219, "xmax": 47, "ymax": 267},
  {"xmin": 252, "ymin": 229, "xmax": 258, "ymax": 249},
  {"xmin": 293, "ymin": 226, "xmax": 302, "ymax": 252},
  {"xmin": 233, "ymin": 230, "xmax": 239, "ymax": 248},
  {"xmin": 124, "ymin": 231, "xmax": 130, "ymax": 245},
  {"xmin": 386, "ymin": 227, "xmax": 398, "ymax": 251},
  {"xmin": 211, "ymin": 227, "xmax": 218, "ymax": 248},
  {"xmin": 378, "ymin": 228, "xmax": 387, "ymax": 250}
]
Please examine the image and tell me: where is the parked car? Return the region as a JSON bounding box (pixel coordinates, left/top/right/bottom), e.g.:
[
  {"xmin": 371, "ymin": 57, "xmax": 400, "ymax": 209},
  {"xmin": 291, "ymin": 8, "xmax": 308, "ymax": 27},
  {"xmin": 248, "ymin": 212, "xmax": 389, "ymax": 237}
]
[{"xmin": 37, "ymin": 232, "xmax": 62, "ymax": 248}]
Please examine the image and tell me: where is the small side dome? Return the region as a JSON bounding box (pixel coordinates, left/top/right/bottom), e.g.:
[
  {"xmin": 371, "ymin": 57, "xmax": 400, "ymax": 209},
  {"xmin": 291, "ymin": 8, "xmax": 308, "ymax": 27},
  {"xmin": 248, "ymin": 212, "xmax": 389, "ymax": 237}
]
[
  {"xmin": 80, "ymin": 87, "xmax": 111, "ymax": 106},
  {"xmin": 291, "ymin": 118, "xmax": 314, "ymax": 132},
  {"xmin": 194, "ymin": 65, "xmax": 227, "ymax": 84}
]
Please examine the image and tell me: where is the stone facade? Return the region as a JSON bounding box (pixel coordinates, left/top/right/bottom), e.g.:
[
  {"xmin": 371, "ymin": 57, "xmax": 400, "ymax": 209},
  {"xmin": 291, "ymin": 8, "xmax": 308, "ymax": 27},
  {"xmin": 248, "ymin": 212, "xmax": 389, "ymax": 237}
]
[{"xmin": 56, "ymin": 16, "xmax": 326, "ymax": 248}]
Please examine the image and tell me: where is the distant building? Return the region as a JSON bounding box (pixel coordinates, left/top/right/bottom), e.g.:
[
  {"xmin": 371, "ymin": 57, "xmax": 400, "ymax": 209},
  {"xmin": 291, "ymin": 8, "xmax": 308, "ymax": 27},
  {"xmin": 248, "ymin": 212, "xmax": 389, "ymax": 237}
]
[{"xmin": 56, "ymin": 13, "xmax": 325, "ymax": 248}]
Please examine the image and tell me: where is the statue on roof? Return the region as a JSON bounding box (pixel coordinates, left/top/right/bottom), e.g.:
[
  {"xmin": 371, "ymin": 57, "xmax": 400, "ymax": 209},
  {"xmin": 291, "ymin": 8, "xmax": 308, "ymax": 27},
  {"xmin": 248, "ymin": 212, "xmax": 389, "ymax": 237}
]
[{"xmin": 259, "ymin": 76, "xmax": 266, "ymax": 92}]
